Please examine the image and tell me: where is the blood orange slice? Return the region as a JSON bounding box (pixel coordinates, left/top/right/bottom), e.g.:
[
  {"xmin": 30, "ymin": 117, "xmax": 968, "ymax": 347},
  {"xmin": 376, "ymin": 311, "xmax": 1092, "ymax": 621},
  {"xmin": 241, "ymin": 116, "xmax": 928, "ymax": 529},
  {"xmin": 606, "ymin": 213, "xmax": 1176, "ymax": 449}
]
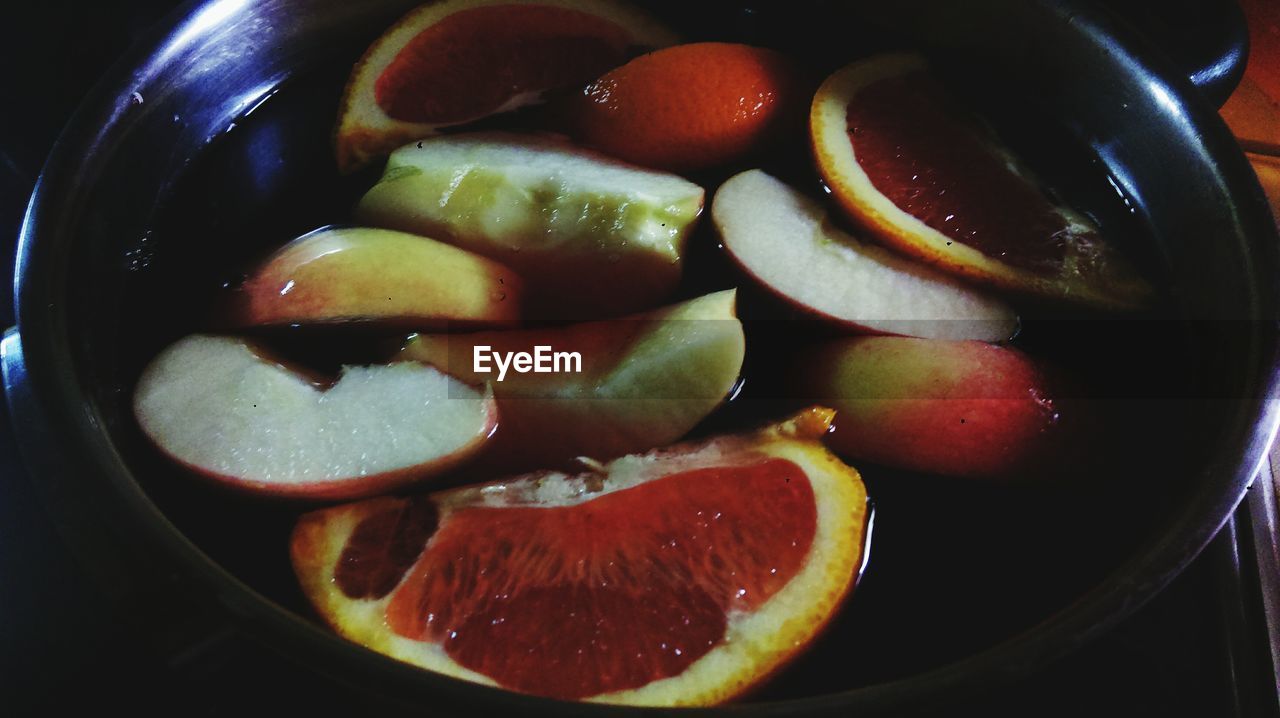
[
  {"xmin": 291, "ymin": 408, "xmax": 869, "ymax": 705},
  {"xmin": 335, "ymin": 0, "xmax": 677, "ymax": 172},
  {"xmin": 811, "ymin": 53, "xmax": 1153, "ymax": 309}
]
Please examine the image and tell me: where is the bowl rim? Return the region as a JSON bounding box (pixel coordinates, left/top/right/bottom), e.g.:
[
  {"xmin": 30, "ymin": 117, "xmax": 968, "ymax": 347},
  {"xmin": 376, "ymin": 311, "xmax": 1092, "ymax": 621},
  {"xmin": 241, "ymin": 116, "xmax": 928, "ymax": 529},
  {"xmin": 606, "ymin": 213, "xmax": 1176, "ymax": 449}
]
[{"xmin": 7, "ymin": 0, "xmax": 1280, "ymax": 713}]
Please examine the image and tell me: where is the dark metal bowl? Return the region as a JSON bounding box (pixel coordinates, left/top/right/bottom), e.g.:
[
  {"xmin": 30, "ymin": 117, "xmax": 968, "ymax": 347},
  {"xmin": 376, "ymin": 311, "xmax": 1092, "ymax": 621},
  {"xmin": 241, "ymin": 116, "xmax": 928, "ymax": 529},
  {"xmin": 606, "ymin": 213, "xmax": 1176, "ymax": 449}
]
[{"xmin": 3, "ymin": 0, "xmax": 1278, "ymax": 713}]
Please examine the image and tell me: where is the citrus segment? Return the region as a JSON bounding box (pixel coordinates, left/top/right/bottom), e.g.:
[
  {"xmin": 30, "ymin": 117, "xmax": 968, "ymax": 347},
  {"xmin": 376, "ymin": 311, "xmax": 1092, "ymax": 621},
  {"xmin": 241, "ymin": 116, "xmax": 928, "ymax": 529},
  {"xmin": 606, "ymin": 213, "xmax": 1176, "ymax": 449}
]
[
  {"xmin": 334, "ymin": 497, "xmax": 439, "ymax": 599},
  {"xmin": 375, "ymin": 6, "xmax": 633, "ymax": 124},
  {"xmin": 291, "ymin": 409, "xmax": 869, "ymax": 705},
  {"xmin": 847, "ymin": 72, "xmax": 1077, "ymax": 273},
  {"xmin": 385, "ymin": 459, "xmax": 814, "ymax": 699},
  {"xmin": 336, "ymin": 0, "xmax": 677, "ymax": 172},
  {"xmin": 566, "ymin": 42, "xmax": 807, "ymax": 172},
  {"xmin": 811, "ymin": 54, "xmax": 1153, "ymax": 309}
]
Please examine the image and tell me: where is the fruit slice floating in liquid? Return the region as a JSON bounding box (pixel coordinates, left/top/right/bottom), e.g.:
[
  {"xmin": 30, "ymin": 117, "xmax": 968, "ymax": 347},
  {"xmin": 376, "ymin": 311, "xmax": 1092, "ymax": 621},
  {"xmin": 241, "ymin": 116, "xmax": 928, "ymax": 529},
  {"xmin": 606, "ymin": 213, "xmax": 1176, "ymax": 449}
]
[
  {"xmin": 811, "ymin": 53, "xmax": 1153, "ymax": 309},
  {"xmin": 400, "ymin": 289, "xmax": 745, "ymax": 472},
  {"xmin": 797, "ymin": 335, "xmax": 1064, "ymax": 480},
  {"xmin": 230, "ymin": 227, "xmax": 524, "ymax": 329},
  {"xmin": 712, "ymin": 169, "xmax": 1018, "ymax": 342},
  {"xmin": 564, "ymin": 42, "xmax": 807, "ymax": 172},
  {"xmin": 133, "ymin": 335, "xmax": 496, "ymax": 499},
  {"xmin": 356, "ymin": 132, "xmax": 704, "ymax": 319},
  {"xmin": 291, "ymin": 408, "xmax": 869, "ymax": 705},
  {"xmin": 335, "ymin": 0, "xmax": 677, "ymax": 172}
]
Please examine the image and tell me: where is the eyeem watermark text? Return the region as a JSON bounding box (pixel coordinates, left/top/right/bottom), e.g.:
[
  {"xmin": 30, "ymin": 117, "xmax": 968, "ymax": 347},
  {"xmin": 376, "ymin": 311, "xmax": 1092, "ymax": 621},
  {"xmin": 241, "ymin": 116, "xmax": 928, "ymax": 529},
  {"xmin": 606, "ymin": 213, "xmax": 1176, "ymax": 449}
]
[{"xmin": 474, "ymin": 345, "xmax": 583, "ymax": 382}]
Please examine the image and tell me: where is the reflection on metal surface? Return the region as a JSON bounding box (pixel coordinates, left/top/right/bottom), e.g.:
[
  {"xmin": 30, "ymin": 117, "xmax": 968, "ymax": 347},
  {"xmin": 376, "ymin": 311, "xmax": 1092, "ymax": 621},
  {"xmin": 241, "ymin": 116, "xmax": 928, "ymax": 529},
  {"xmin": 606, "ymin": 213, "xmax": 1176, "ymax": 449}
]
[{"xmin": 1253, "ymin": 451, "xmax": 1280, "ymax": 702}]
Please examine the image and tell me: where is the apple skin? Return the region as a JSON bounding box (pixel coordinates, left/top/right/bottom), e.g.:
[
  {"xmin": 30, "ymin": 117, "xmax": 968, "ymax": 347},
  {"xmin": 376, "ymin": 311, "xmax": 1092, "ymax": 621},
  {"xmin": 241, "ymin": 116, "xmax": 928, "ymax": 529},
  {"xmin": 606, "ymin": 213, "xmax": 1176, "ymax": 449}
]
[
  {"xmin": 798, "ymin": 336, "xmax": 1062, "ymax": 480},
  {"xmin": 133, "ymin": 334, "xmax": 498, "ymax": 499},
  {"xmin": 712, "ymin": 169, "xmax": 1018, "ymax": 342},
  {"xmin": 399, "ymin": 289, "xmax": 745, "ymax": 472},
  {"xmin": 231, "ymin": 226, "xmax": 523, "ymax": 329}
]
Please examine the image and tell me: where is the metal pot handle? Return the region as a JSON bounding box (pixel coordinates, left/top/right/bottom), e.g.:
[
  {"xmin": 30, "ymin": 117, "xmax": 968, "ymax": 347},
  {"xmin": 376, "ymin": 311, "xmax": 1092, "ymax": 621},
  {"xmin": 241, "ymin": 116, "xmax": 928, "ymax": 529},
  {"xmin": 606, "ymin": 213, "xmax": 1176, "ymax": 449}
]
[{"xmin": 1100, "ymin": 0, "xmax": 1250, "ymax": 108}]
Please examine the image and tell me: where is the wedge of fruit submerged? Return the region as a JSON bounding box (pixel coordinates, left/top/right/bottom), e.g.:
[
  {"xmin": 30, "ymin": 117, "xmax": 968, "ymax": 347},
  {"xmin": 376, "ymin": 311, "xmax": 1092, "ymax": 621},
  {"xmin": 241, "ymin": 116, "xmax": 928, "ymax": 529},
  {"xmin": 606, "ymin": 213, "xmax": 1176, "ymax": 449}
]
[
  {"xmin": 231, "ymin": 227, "xmax": 523, "ymax": 328},
  {"xmin": 356, "ymin": 132, "xmax": 704, "ymax": 318},
  {"xmin": 797, "ymin": 336, "xmax": 1063, "ymax": 480},
  {"xmin": 335, "ymin": 0, "xmax": 676, "ymax": 172},
  {"xmin": 565, "ymin": 42, "xmax": 807, "ymax": 172},
  {"xmin": 133, "ymin": 335, "xmax": 495, "ymax": 499},
  {"xmin": 713, "ymin": 170, "xmax": 1017, "ymax": 341},
  {"xmin": 291, "ymin": 408, "xmax": 868, "ymax": 704},
  {"xmin": 400, "ymin": 289, "xmax": 745, "ymax": 472},
  {"xmin": 811, "ymin": 53, "xmax": 1152, "ymax": 309}
]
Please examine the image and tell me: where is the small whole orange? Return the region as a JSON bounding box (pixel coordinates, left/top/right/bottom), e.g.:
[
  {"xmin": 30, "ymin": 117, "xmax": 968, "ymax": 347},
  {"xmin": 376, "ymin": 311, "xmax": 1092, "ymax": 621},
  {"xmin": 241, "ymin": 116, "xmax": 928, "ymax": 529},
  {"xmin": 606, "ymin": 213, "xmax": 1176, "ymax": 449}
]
[{"xmin": 566, "ymin": 42, "xmax": 806, "ymax": 172}]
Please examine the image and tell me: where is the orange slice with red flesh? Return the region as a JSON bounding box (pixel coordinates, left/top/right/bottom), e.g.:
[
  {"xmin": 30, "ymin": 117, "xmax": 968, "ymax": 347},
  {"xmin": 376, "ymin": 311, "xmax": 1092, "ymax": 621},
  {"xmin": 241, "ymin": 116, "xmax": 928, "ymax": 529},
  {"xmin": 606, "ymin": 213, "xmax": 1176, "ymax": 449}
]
[
  {"xmin": 290, "ymin": 408, "xmax": 868, "ymax": 705},
  {"xmin": 811, "ymin": 53, "xmax": 1153, "ymax": 310},
  {"xmin": 336, "ymin": 0, "xmax": 678, "ymax": 172}
]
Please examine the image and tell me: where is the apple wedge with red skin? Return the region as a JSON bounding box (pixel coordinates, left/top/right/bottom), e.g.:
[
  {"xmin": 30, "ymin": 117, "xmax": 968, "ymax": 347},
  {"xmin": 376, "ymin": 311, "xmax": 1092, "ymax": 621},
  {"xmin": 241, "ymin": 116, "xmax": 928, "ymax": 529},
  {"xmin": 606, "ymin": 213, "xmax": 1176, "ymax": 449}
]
[
  {"xmin": 811, "ymin": 53, "xmax": 1152, "ymax": 310},
  {"xmin": 712, "ymin": 169, "xmax": 1018, "ymax": 342},
  {"xmin": 231, "ymin": 226, "xmax": 523, "ymax": 329},
  {"xmin": 133, "ymin": 334, "xmax": 497, "ymax": 499},
  {"xmin": 797, "ymin": 336, "xmax": 1062, "ymax": 480},
  {"xmin": 399, "ymin": 289, "xmax": 745, "ymax": 473}
]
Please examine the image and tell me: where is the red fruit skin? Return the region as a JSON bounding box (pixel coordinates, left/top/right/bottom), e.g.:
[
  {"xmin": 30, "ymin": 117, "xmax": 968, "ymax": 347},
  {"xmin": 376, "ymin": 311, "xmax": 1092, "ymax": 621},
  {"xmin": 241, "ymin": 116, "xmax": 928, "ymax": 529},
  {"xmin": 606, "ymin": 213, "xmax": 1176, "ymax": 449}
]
[
  {"xmin": 565, "ymin": 42, "xmax": 808, "ymax": 172},
  {"xmin": 801, "ymin": 336, "xmax": 1063, "ymax": 480}
]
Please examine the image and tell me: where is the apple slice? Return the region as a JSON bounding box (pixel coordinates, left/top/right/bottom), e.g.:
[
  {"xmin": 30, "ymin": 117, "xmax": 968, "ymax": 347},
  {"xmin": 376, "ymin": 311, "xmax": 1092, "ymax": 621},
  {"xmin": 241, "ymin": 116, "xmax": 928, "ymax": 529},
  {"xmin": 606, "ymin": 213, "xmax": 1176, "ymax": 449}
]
[
  {"xmin": 712, "ymin": 169, "xmax": 1017, "ymax": 342},
  {"xmin": 399, "ymin": 289, "xmax": 744, "ymax": 472},
  {"xmin": 133, "ymin": 334, "xmax": 496, "ymax": 499},
  {"xmin": 231, "ymin": 227, "xmax": 523, "ymax": 328},
  {"xmin": 811, "ymin": 53, "xmax": 1152, "ymax": 309},
  {"xmin": 355, "ymin": 132, "xmax": 705, "ymax": 319},
  {"xmin": 797, "ymin": 335, "xmax": 1062, "ymax": 480}
]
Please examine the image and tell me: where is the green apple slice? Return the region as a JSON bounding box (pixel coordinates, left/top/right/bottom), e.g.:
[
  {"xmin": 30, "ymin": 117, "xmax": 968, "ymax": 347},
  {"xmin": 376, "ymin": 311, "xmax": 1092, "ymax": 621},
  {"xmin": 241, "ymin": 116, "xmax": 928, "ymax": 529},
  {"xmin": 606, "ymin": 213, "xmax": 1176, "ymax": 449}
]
[
  {"xmin": 355, "ymin": 132, "xmax": 705, "ymax": 319},
  {"xmin": 400, "ymin": 289, "xmax": 745, "ymax": 472}
]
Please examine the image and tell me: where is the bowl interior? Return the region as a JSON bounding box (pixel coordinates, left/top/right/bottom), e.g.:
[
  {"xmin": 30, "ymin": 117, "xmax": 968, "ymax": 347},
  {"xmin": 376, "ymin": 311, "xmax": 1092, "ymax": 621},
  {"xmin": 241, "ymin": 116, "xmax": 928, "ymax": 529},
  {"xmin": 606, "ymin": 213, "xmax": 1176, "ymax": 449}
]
[{"xmin": 17, "ymin": 0, "xmax": 1279, "ymax": 711}]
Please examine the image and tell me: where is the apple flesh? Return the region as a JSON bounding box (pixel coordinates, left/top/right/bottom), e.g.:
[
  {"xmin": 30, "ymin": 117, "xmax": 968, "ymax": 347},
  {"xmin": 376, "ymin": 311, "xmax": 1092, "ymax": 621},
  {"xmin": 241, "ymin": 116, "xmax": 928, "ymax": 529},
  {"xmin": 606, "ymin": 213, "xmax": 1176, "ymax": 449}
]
[
  {"xmin": 231, "ymin": 226, "xmax": 523, "ymax": 328},
  {"xmin": 133, "ymin": 334, "xmax": 497, "ymax": 499},
  {"xmin": 399, "ymin": 289, "xmax": 745, "ymax": 472},
  {"xmin": 797, "ymin": 336, "xmax": 1061, "ymax": 480},
  {"xmin": 712, "ymin": 169, "xmax": 1018, "ymax": 342},
  {"xmin": 355, "ymin": 132, "xmax": 705, "ymax": 319}
]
